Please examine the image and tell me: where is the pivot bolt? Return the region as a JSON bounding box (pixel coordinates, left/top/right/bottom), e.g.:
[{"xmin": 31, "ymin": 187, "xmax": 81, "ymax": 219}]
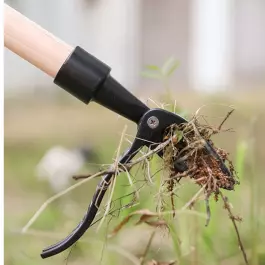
[{"xmin": 147, "ymin": 116, "xmax": 159, "ymax": 129}]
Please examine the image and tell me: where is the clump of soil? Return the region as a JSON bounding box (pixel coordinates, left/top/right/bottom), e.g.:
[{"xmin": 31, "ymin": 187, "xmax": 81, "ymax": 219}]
[{"xmin": 163, "ymin": 117, "xmax": 239, "ymax": 197}]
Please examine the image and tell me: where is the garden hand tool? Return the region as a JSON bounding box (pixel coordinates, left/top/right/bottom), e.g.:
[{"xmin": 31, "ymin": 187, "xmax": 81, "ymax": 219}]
[{"xmin": 4, "ymin": 4, "xmax": 234, "ymax": 259}]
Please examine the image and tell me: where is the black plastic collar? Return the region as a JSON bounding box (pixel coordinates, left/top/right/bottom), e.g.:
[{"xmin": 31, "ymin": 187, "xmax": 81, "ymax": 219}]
[{"xmin": 54, "ymin": 46, "xmax": 111, "ymax": 104}]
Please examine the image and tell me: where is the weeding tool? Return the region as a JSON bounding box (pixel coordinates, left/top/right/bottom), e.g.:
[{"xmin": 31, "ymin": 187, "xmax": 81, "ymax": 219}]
[{"xmin": 4, "ymin": 4, "xmax": 234, "ymax": 259}]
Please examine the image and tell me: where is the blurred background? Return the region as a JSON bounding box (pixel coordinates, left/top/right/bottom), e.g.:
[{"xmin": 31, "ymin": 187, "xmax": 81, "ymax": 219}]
[{"xmin": 4, "ymin": 0, "xmax": 265, "ymax": 265}]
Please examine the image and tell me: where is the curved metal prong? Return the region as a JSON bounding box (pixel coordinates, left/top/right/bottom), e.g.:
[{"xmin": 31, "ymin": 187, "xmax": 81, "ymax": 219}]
[{"xmin": 41, "ymin": 138, "xmax": 144, "ymax": 258}]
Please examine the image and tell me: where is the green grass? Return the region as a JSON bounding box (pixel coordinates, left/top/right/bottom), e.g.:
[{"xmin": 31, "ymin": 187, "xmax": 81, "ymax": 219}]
[{"xmin": 4, "ymin": 94, "xmax": 265, "ymax": 265}]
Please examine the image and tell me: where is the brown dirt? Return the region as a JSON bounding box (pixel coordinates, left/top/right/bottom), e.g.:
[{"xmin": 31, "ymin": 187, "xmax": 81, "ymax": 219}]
[{"xmin": 163, "ymin": 117, "xmax": 239, "ymax": 200}]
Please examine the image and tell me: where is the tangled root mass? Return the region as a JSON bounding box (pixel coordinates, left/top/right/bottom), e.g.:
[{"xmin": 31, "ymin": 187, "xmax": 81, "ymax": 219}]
[{"xmin": 163, "ymin": 118, "xmax": 239, "ymax": 197}]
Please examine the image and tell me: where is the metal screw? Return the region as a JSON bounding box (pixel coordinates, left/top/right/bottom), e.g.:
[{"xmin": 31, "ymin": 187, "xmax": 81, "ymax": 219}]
[{"xmin": 147, "ymin": 116, "xmax": 159, "ymax": 129}]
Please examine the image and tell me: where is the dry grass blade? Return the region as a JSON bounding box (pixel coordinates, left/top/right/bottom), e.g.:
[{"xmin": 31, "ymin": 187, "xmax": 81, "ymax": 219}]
[
  {"xmin": 21, "ymin": 170, "xmax": 103, "ymax": 233},
  {"xmin": 139, "ymin": 230, "xmax": 176, "ymax": 265},
  {"xmin": 218, "ymin": 109, "xmax": 235, "ymax": 130},
  {"xmin": 140, "ymin": 230, "xmax": 156, "ymax": 265},
  {"xmin": 96, "ymin": 125, "xmax": 127, "ymax": 232},
  {"xmin": 108, "ymin": 209, "xmax": 166, "ymax": 238},
  {"xmin": 219, "ymin": 190, "xmax": 249, "ymax": 265}
]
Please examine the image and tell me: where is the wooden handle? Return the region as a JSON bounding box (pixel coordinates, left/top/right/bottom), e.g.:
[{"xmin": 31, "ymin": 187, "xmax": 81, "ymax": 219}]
[{"xmin": 4, "ymin": 3, "xmax": 74, "ymax": 78}]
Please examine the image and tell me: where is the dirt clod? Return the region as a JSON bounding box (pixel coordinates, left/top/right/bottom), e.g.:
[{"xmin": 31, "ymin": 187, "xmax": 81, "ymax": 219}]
[{"xmin": 163, "ymin": 117, "xmax": 239, "ymax": 199}]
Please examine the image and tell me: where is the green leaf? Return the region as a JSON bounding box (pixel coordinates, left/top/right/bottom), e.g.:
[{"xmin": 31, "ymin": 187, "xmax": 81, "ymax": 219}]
[
  {"xmin": 166, "ymin": 61, "xmax": 179, "ymax": 77},
  {"xmin": 161, "ymin": 56, "xmax": 179, "ymax": 77},
  {"xmin": 145, "ymin": 64, "xmax": 160, "ymax": 71},
  {"xmin": 141, "ymin": 70, "xmax": 162, "ymax": 80}
]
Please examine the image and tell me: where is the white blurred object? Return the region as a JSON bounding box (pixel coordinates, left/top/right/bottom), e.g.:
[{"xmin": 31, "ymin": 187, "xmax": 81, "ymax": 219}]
[
  {"xmin": 36, "ymin": 146, "xmax": 95, "ymax": 192},
  {"xmin": 189, "ymin": 0, "xmax": 233, "ymax": 92}
]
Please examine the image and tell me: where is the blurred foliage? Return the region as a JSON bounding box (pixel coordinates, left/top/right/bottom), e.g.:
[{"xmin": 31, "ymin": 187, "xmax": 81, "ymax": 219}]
[
  {"xmin": 141, "ymin": 57, "xmax": 180, "ymax": 103},
  {"xmin": 141, "ymin": 57, "xmax": 179, "ymax": 80}
]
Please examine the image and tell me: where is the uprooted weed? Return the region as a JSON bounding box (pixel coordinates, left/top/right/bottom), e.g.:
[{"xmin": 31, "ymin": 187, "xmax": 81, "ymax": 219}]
[
  {"xmin": 74, "ymin": 109, "xmax": 246, "ymax": 264},
  {"xmin": 22, "ymin": 107, "xmax": 247, "ymax": 264},
  {"xmin": 102, "ymin": 109, "xmax": 247, "ymax": 264}
]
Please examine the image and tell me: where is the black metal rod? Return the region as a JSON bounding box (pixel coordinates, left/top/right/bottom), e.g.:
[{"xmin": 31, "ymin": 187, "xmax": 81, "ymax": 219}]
[{"xmin": 54, "ymin": 46, "xmax": 149, "ymax": 124}]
